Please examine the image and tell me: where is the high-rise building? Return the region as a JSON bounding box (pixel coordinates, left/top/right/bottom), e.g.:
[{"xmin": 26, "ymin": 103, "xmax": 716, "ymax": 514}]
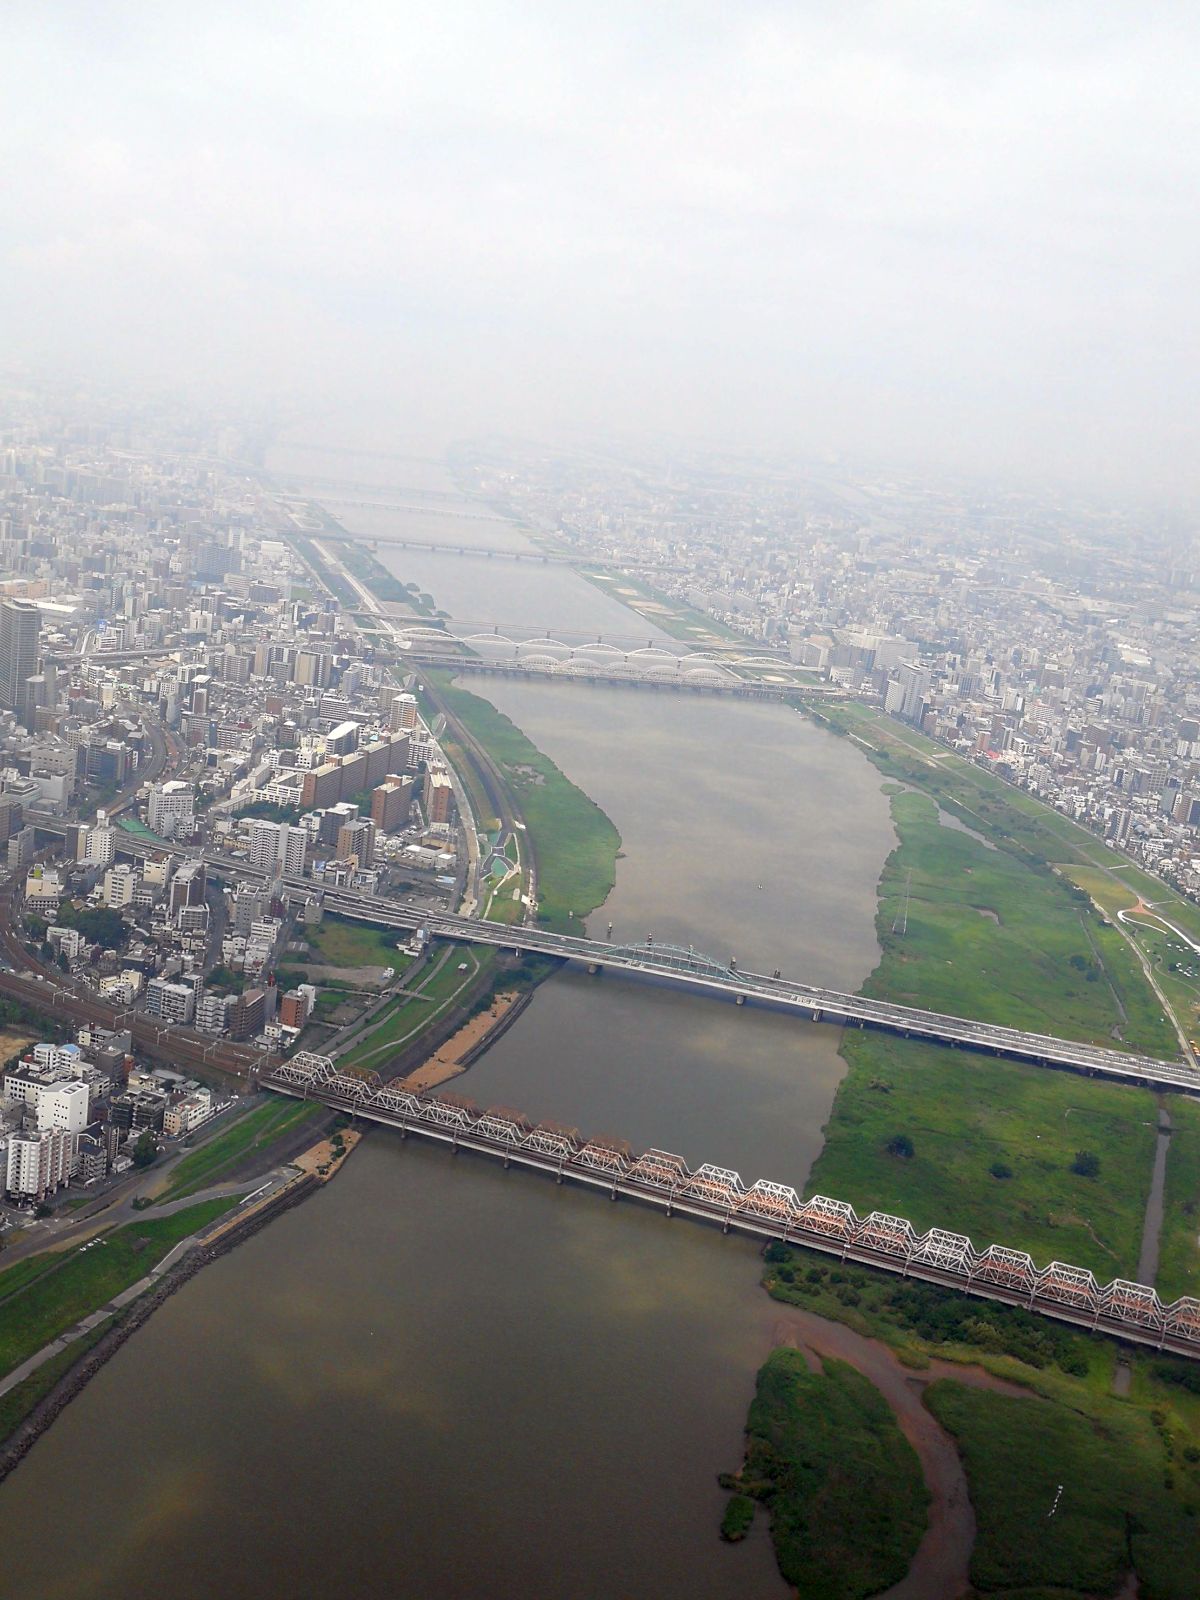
[
  {"xmin": 3, "ymin": 1126, "xmax": 73, "ymax": 1200},
  {"xmin": 389, "ymin": 693, "xmax": 418, "ymax": 732},
  {"xmin": 336, "ymin": 817, "xmax": 375, "ymax": 867},
  {"xmin": 168, "ymin": 859, "xmax": 207, "ymax": 921},
  {"xmin": 147, "ymin": 780, "xmax": 195, "ymax": 841},
  {"xmin": 425, "ymin": 770, "xmax": 455, "ymax": 828},
  {"xmin": 0, "ymin": 598, "xmax": 41, "ymax": 724},
  {"xmin": 371, "ymin": 776, "xmax": 413, "ymax": 832},
  {"xmin": 248, "ymin": 819, "xmax": 307, "ymax": 877}
]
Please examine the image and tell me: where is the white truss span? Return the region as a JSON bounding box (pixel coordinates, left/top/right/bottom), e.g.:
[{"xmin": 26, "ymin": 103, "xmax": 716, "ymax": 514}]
[{"xmin": 268, "ymin": 1057, "xmax": 1200, "ymax": 1360}]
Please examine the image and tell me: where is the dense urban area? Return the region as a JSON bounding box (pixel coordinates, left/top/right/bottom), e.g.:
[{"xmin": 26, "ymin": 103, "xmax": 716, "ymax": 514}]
[{"xmin": 2, "ymin": 380, "xmax": 1200, "ymax": 1600}]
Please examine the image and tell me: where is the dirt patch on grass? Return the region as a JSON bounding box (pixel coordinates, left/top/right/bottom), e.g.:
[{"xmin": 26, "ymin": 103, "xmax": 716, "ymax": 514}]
[{"xmin": 398, "ymin": 992, "xmax": 521, "ymax": 1092}]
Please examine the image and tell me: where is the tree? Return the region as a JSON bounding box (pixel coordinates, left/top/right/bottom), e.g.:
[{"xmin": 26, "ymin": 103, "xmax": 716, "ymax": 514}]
[
  {"xmin": 55, "ymin": 950, "xmax": 69, "ymax": 972},
  {"xmin": 132, "ymin": 1130, "xmax": 158, "ymax": 1169},
  {"xmin": 989, "ymin": 1160, "xmax": 1013, "ymax": 1180},
  {"xmin": 886, "ymin": 1133, "xmax": 915, "ymax": 1160},
  {"xmin": 24, "ymin": 914, "xmax": 48, "ymax": 942},
  {"xmin": 1071, "ymin": 1150, "xmax": 1101, "ymax": 1178}
]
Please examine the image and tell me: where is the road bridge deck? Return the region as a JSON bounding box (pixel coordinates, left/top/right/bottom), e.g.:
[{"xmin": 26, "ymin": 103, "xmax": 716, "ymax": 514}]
[{"xmin": 168, "ymin": 851, "xmax": 1200, "ymax": 1094}]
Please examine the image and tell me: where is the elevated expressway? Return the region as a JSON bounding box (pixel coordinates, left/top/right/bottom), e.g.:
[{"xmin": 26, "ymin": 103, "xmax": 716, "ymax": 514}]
[{"xmin": 170, "ymin": 851, "xmax": 1200, "ymax": 1096}]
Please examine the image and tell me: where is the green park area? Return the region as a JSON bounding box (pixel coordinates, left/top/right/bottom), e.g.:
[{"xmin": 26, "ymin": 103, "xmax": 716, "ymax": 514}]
[
  {"xmin": 0, "ymin": 1198, "xmax": 236, "ymax": 1385},
  {"xmin": 426, "ymin": 674, "xmax": 620, "ymax": 931},
  {"xmin": 337, "ymin": 944, "xmax": 493, "ymax": 1074},
  {"xmin": 155, "ymin": 1098, "xmax": 325, "ymax": 1204},
  {"xmin": 721, "ymin": 1348, "xmax": 927, "ymax": 1598},
  {"xmin": 302, "ymin": 915, "xmax": 410, "ymax": 972}
]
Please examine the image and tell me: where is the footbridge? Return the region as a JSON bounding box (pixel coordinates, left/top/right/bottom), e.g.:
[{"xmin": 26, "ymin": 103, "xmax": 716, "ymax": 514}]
[
  {"xmin": 190, "ymin": 852, "xmax": 1200, "ymax": 1092},
  {"xmin": 267, "ymin": 1053, "xmax": 1200, "ymax": 1361}
]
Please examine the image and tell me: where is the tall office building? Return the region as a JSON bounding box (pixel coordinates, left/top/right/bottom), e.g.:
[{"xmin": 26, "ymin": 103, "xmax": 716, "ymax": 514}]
[{"xmin": 0, "ymin": 599, "xmax": 41, "ymax": 723}]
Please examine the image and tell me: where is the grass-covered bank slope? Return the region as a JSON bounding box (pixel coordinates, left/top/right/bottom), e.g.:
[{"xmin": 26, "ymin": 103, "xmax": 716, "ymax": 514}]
[
  {"xmin": 0, "ymin": 1198, "xmax": 237, "ymax": 1382},
  {"xmin": 721, "ymin": 1348, "xmax": 927, "ymax": 1599},
  {"xmin": 430, "ymin": 675, "xmax": 620, "ymax": 932},
  {"xmin": 926, "ymin": 1380, "xmax": 1200, "ymax": 1598},
  {"xmin": 802, "ymin": 703, "xmax": 1187, "ymax": 1285}
]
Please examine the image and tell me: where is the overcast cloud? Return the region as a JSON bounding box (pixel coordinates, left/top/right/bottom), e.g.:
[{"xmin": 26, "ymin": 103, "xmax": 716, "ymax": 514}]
[{"xmin": 3, "ymin": 2, "xmax": 1198, "ymax": 494}]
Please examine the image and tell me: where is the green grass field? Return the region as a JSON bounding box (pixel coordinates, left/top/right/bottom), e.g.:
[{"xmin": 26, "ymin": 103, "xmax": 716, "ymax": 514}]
[
  {"xmin": 870, "ymin": 791, "xmax": 1174, "ymax": 1055},
  {"xmin": 925, "ymin": 1380, "xmax": 1200, "ymax": 1598},
  {"xmin": 800, "ymin": 715, "xmax": 1186, "ymax": 1279},
  {"xmin": 428, "ymin": 675, "xmax": 620, "ymax": 931},
  {"xmin": 1158, "ymin": 1097, "xmax": 1200, "ymax": 1299},
  {"xmin": 723, "ymin": 1349, "xmax": 927, "ymax": 1598},
  {"xmin": 809, "ymin": 699, "xmax": 1200, "ymax": 945},
  {"xmin": 807, "ymin": 1033, "xmax": 1158, "ymax": 1279},
  {"xmin": 303, "ymin": 916, "xmax": 410, "ymax": 971},
  {"xmin": 337, "ymin": 945, "xmax": 493, "ymax": 1073},
  {"xmin": 0, "ymin": 1198, "xmax": 236, "ymax": 1381},
  {"xmin": 155, "ymin": 1100, "xmax": 324, "ymax": 1204}
]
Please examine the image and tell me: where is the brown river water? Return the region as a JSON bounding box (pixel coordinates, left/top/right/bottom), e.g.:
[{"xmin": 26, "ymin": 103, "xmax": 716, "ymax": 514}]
[{"xmin": 0, "ymin": 439, "xmax": 912, "ymax": 1599}]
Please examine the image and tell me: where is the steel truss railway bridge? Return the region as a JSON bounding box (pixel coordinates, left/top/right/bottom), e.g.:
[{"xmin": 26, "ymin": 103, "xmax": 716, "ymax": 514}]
[{"xmin": 270, "ymin": 1053, "xmax": 1200, "ymax": 1361}]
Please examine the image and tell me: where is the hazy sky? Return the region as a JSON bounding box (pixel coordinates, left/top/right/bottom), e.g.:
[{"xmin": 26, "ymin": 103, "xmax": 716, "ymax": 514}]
[{"xmin": 4, "ymin": 3, "xmax": 1198, "ymax": 493}]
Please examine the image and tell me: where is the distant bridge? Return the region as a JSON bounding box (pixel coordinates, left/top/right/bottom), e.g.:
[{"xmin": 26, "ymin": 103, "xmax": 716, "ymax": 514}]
[
  {"xmin": 386, "ymin": 626, "xmax": 821, "ymax": 697},
  {"xmin": 268, "ymin": 1054, "xmax": 1200, "ymax": 1361}
]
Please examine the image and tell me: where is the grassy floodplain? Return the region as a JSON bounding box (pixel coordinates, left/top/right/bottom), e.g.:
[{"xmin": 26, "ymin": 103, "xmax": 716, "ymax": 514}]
[
  {"xmin": 721, "ymin": 1348, "xmax": 927, "ymax": 1598},
  {"xmin": 425, "ymin": 673, "xmax": 620, "ymax": 932},
  {"xmin": 759, "ymin": 1245, "xmax": 1200, "ymax": 1597},
  {"xmin": 799, "ymin": 698, "xmax": 1199, "ymax": 1290},
  {"xmin": 577, "ymin": 568, "xmax": 748, "ymax": 645},
  {"xmin": 0, "ymin": 1198, "xmax": 237, "ymax": 1382},
  {"xmin": 925, "ymin": 1380, "xmax": 1200, "ymax": 1598}
]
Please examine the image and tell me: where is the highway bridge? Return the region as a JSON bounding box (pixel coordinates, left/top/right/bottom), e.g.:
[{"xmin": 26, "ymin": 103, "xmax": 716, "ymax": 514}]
[
  {"xmin": 268, "ymin": 1053, "xmax": 1200, "ymax": 1361},
  {"xmin": 24, "ymin": 819, "xmax": 1198, "ymax": 1093},
  {"xmin": 152, "ymin": 850, "xmax": 1197, "ymax": 1094}
]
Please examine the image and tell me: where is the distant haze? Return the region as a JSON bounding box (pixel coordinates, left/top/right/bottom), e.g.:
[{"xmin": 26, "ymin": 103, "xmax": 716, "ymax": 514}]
[{"xmin": 3, "ymin": 3, "xmax": 1198, "ymax": 496}]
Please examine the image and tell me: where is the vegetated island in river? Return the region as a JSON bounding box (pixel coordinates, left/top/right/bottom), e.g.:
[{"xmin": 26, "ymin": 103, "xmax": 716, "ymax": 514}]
[{"xmin": 719, "ymin": 1346, "xmax": 927, "ymax": 1599}]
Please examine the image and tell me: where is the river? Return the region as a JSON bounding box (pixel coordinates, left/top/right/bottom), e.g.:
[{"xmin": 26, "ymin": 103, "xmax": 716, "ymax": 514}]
[{"xmin": 0, "ymin": 437, "xmax": 897, "ymax": 1598}]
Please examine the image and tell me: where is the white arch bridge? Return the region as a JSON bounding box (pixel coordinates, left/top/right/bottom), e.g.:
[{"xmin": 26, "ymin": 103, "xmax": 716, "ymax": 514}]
[
  {"xmin": 386, "ymin": 626, "xmax": 819, "ymax": 696},
  {"xmin": 268, "ymin": 1053, "xmax": 1200, "ymax": 1362}
]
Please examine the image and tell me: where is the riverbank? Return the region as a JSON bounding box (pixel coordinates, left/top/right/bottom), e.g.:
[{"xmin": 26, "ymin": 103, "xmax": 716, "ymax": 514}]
[
  {"xmin": 752, "ymin": 1238, "xmax": 1200, "ymax": 1596},
  {"xmin": 421, "ymin": 671, "xmax": 621, "ymax": 932},
  {"xmin": 399, "ymin": 988, "xmax": 530, "ymax": 1091},
  {"xmin": 0, "ymin": 1129, "xmax": 362, "ymax": 1479}
]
